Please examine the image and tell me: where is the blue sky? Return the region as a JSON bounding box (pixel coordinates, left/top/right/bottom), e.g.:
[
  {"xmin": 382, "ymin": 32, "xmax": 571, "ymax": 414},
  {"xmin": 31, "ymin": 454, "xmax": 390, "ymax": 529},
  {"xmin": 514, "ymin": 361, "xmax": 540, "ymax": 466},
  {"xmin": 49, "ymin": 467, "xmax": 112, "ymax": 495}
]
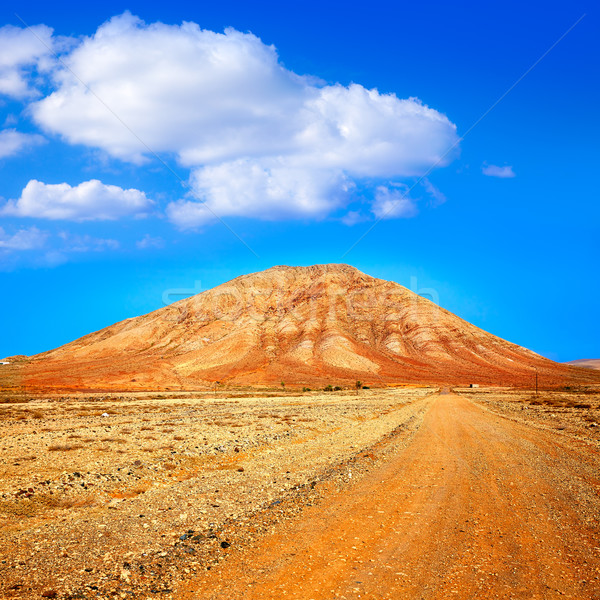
[{"xmin": 0, "ymin": 0, "xmax": 598, "ymax": 362}]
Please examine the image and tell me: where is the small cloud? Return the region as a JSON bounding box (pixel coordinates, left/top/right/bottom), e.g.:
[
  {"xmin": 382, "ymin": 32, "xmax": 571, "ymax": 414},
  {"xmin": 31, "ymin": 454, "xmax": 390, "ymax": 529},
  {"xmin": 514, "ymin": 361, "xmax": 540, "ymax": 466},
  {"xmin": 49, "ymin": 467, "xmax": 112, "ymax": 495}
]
[
  {"xmin": 422, "ymin": 178, "xmax": 446, "ymax": 206},
  {"xmin": 1, "ymin": 179, "xmax": 153, "ymax": 221},
  {"xmin": 0, "ymin": 24, "xmax": 55, "ymax": 98},
  {"xmin": 0, "ymin": 129, "xmax": 45, "ymax": 158},
  {"xmin": 371, "ymin": 185, "xmax": 418, "ymax": 220},
  {"xmin": 482, "ymin": 164, "xmax": 516, "ymax": 178},
  {"xmin": 58, "ymin": 231, "xmax": 120, "ymax": 252},
  {"xmin": 40, "ymin": 250, "xmax": 68, "ymax": 267},
  {"xmin": 0, "ymin": 226, "xmax": 48, "ymax": 250},
  {"xmin": 3, "ymin": 114, "xmax": 18, "ymax": 127},
  {"xmin": 341, "ymin": 211, "xmax": 368, "ymax": 226},
  {"xmin": 136, "ymin": 234, "xmax": 164, "ymax": 249}
]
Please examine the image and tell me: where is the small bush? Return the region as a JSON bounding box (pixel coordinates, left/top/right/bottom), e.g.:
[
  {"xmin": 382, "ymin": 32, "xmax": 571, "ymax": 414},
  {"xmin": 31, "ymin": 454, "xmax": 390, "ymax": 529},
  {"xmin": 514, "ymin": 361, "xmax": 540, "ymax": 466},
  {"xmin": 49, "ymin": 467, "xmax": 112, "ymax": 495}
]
[
  {"xmin": 334, "ymin": 386, "xmax": 342, "ymax": 391},
  {"xmin": 48, "ymin": 444, "xmax": 82, "ymax": 452},
  {"xmin": 324, "ymin": 385, "xmax": 333, "ymax": 392},
  {"xmin": 362, "ymin": 386, "xmax": 370, "ymax": 389},
  {"xmin": 302, "ymin": 387, "xmax": 311, "ymax": 392}
]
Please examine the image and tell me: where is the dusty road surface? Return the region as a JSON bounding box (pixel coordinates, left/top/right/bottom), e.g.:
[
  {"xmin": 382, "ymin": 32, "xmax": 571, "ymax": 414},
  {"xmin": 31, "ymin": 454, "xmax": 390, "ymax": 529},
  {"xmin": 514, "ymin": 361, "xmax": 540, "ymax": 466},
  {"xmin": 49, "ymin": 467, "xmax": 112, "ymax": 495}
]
[{"xmin": 181, "ymin": 393, "xmax": 600, "ymax": 600}]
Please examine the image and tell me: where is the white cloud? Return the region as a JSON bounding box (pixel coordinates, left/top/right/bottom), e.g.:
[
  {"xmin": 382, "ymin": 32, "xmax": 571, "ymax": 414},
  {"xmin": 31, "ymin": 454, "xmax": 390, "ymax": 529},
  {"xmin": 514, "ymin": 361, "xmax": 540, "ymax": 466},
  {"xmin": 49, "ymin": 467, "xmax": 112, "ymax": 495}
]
[
  {"xmin": 0, "ymin": 129, "xmax": 45, "ymax": 158},
  {"xmin": 167, "ymin": 158, "xmax": 353, "ymax": 227},
  {"xmin": 371, "ymin": 185, "xmax": 418, "ymax": 219},
  {"xmin": 57, "ymin": 231, "xmax": 120, "ymax": 252},
  {"xmin": 341, "ymin": 210, "xmax": 368, "ymax": 226},
  {"xmin": 422, "ymin": 178, "xmax": 446, "ymax": 206},
  {"xmin": 29, "ymin": 13, "xmax": 459, "ymax": 224},
  {"xmin": 136, "ymin": 234, "xmax": 164, "ymax": 249},
  {"xmin": 0, "ymin": 24, "xmax": 55, "ymax": 98},
  {"xmin": 0, "ymin": 226, "xmax": 48, "ymax": 250},
  {"xmin": 1, "ymin": 179, "xmax": 153, "ymax": 221},
  {"xmin": 482, "ymin": 164, "xmax": 516, "ymax": 178}
]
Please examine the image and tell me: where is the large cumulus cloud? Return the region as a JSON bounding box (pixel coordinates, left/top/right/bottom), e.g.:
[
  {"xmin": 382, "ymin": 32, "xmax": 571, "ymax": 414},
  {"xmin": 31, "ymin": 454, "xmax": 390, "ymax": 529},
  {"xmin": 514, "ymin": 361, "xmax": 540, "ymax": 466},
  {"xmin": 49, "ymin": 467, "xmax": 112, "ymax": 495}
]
[{"xmin": 28, "ymin": 13, "xmax": 459, "ymax": 226}]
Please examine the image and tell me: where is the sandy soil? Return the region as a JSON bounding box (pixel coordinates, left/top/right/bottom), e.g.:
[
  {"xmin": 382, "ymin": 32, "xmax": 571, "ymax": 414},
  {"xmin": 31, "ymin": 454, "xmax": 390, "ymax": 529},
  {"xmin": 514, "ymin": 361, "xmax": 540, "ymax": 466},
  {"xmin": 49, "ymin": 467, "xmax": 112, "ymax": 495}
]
[
  {"xmin": 3, "ymin": 387, "xmax": 600, "ymax": 599},
  {"xmin": 0, "ymin": 386, "xmax": 432, "ymax": 599}
]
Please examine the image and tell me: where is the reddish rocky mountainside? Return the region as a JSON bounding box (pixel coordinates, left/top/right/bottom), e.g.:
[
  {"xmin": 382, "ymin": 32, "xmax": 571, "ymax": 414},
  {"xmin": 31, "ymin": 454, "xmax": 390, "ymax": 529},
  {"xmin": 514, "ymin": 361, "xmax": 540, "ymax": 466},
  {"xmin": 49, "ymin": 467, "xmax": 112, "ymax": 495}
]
[{"xmin": 12, "ymin": 264, "xmax": 600, "ymax": 390}]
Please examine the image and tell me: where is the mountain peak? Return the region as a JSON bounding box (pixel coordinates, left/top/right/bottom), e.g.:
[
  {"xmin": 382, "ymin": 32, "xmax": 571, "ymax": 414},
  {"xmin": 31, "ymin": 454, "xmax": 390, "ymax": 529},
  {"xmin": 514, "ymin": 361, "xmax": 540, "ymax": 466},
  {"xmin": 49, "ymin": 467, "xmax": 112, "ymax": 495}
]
[{"xmin": 17, "ymin": 264, "xmax": 600, "ymax": 391}]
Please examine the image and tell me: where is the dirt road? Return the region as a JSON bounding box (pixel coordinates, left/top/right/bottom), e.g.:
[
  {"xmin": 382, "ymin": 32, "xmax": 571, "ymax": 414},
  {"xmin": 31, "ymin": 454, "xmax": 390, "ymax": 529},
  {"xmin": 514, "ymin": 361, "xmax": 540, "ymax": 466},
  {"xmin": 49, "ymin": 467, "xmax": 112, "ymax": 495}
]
[{"xmin": 181, "ymin": 393, "xmax": 600, "ymax": 599}]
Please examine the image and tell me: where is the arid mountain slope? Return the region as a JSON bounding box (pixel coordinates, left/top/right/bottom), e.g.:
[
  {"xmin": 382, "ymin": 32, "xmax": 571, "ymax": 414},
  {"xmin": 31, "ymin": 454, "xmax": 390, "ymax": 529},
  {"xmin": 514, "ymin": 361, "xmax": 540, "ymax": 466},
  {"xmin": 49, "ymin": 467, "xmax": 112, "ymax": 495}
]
[
  {"xmin": 565, "ymin": 359, "xmax": 600, "ymax": 370},
  {"xmin": 14, "ymin": 264, "xmax": 600, "ymax": 390}
]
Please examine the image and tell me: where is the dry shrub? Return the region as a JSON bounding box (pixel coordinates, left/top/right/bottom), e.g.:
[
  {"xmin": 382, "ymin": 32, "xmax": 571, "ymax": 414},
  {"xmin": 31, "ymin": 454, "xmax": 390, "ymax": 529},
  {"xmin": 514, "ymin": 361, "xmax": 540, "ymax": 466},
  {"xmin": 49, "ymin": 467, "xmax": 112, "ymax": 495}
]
[
  {"xmin": 173, "ymin": 435, "xmax": 185, "ymax": 441},
  {"xmin": 161, "ymin": 428, "xmax": 174, "ymax": 433},
  {"xmin": 163, "ymin": 463, "xmax": 177, "ymax": 471},
  {"xmin": 141, "ymin": 426, "xmax": 153, "ymax": 431},
  {"xmin": 48, "ymin": 444, "xmax": 82, "ymax": 451},
  {"xmin": 143, "ymin": 435, "xmax": 157, "ymax": 440},
  {"xmin": 67, "ymin": 434, "xmax": 82, "ymax": 439},
  {"xmin": 100, "ymin": 437, "xmax": 127, "ymax": 443},
  {"xmin": 15, "ymin": 455, "xmax": 37, "ymax": 462},
  {"xmin": 0, "ymin": 397, "xmax": 29, "ymax": 404}
]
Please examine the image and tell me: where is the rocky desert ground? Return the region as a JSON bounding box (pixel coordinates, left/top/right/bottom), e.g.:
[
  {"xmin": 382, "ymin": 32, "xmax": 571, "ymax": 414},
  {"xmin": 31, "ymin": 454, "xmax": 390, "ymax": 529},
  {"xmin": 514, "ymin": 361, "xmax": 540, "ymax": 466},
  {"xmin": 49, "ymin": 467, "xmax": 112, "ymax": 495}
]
[
  {"xmin": 2, "ymin": 384, "xmax": 600, "ymax": 599},
  {"xmin": 0, "ymin": 385, "xmax": 432, "ymax": 599}
]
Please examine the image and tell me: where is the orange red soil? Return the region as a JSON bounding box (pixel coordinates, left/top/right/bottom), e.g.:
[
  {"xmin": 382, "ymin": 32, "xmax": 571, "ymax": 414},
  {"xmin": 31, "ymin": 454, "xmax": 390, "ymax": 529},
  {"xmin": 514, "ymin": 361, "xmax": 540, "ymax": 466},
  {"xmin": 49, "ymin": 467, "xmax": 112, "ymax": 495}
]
[{"xmin": 180, "ymin": 393, "xmax": 600, "ymax": 600}]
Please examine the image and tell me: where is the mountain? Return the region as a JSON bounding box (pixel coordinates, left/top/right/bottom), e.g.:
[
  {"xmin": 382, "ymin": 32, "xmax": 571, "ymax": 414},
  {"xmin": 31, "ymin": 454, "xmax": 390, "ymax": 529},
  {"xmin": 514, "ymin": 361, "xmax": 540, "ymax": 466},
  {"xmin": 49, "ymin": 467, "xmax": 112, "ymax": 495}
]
[
  {"xmin": 13, "ymin": 264, "xmax": 600, "ymax": 391},
  {"xmin": 564, "ymin": 359, "xmax": 600, "ymax": 370}
]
